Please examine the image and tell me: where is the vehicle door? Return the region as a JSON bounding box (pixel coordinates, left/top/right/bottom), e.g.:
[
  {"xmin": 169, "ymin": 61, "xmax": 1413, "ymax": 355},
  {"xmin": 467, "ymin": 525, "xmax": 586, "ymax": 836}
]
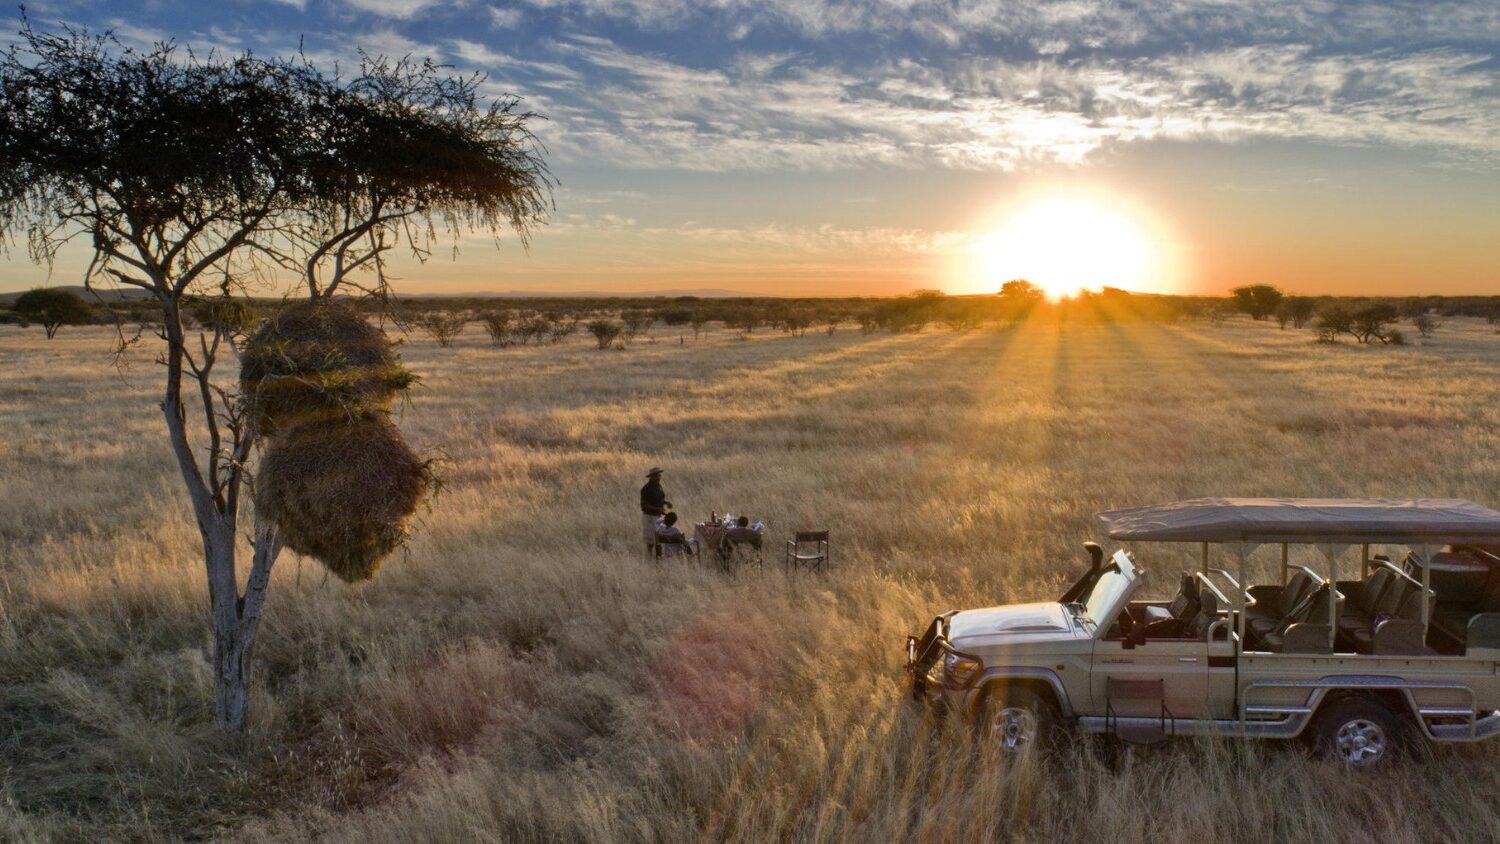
[
  {"xmin": 1091, "ymin": 630, "xmax": 1211, "ymax": 718},
  {"xmin": 1205, "ymin": 623, "xmax": 1239, "ymax": 719}
]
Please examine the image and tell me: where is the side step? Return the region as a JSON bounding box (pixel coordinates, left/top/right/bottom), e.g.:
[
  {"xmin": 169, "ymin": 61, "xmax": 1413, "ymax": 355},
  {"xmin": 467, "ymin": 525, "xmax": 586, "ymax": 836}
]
[{"xmin": 1428, "ymin": 711, "xmax": 1500, "ymax": 742}]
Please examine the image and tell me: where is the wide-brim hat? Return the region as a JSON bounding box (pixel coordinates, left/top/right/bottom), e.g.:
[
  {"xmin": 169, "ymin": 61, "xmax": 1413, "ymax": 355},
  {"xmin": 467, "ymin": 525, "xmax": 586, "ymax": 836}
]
[{"xmin": 645, "ymin": 467, "xmax": 664, "ymax": 477}]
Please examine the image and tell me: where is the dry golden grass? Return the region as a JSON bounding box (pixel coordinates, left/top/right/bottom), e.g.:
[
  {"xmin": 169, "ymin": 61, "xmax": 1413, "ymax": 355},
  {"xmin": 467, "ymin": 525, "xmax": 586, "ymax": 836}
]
[{"xmin": 4, "ymin": 316, "xmax": 1500, "ymax": 842}]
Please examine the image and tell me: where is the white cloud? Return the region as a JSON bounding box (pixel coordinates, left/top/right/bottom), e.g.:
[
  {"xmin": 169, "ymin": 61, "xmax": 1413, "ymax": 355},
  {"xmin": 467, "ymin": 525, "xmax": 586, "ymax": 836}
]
[
  {"xmin": 489, "ymin": 5, "xmax": 524, "ymax": 27},
  {"xmin": 345, "ymin": 0, "xmax": 446, "ymax": 20},
  {"xmin": 510, "ymin": 0, "xmax": 1500, "ymax": 47},
  {"xmin": 522, "ymin": 35, "xmax": 1500, "ymax": 172}
]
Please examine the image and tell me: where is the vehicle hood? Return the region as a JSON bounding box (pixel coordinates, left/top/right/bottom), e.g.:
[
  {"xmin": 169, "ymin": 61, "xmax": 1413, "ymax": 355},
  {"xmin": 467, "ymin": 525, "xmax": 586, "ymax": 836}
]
[{"xmin": 946, "ymin": 602, "xmax": 1082, "ymax": 648}]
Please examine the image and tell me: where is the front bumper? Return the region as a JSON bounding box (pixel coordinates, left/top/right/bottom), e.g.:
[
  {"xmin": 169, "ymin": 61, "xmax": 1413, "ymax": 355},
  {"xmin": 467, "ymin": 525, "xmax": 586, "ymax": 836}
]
[{"xmin": 905, "ymin": 614, "xmax": 974, "ymax": 716}]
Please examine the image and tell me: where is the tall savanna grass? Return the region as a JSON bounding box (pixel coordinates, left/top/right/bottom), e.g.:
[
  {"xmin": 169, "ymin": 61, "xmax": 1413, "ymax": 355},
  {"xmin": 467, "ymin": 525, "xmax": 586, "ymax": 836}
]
[{"xmin": 3, "ymin": 316, "xmax": 1500, "ymax": 842}]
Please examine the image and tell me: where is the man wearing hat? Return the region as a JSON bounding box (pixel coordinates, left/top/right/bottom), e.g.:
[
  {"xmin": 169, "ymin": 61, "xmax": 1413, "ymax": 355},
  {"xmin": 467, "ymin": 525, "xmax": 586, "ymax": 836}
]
[{"xmin": 640, "ymin": 467, "xmax": 672, "ymax": 549}]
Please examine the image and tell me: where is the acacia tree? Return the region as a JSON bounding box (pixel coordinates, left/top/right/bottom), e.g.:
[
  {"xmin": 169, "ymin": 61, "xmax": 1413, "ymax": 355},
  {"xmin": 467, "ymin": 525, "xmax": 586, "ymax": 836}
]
[
  {"xmin": 11, "ymin": 287, "xmax": 94, "ymax": 337},
  {"xmin": 998, "ymin": 279, "xmax": 1044, "ymax": 324},
  {"xmin": 0, "ymin": 23, "xmax": 549, "ymax": 732},
  {"xmin": 1231, "ymin": 284, "xmax": 1284, "ymax": 320}
]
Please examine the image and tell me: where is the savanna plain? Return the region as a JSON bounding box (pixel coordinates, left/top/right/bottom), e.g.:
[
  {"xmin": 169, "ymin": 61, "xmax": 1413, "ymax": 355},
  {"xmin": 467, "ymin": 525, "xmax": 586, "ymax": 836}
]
[{"xmin": 4, "ymin": 314, "xmax": 1500, "ymax": 843}]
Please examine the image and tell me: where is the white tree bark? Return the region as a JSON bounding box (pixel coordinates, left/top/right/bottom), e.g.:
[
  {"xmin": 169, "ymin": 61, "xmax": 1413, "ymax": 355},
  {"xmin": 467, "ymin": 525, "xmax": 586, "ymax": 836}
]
[{"xmin": 161, "ymin": 298, "xmax": 283, "ymax": 733}]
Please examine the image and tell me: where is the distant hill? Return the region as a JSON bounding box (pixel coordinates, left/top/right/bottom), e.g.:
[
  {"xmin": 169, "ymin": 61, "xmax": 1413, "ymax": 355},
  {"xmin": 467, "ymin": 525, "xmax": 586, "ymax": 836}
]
[
  {"xmin": 418, "ymin": 288, "xmax": 756, "ymax": 299},
  {"xmin": 0, "ymin": 285, "xmax": 154, "ymax": 303},
  {"xmin": 0, "ymin": 286, "xmax": 762, "ymax": 303}
]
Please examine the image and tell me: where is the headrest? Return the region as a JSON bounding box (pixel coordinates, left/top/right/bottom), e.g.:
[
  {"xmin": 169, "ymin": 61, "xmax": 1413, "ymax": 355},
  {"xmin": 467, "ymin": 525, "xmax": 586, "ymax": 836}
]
[
  {"xmin": 1287, "ymin": 569, "xmax": 1317, "ymax": 591},
  {"xmin": 1197, "ymin": 587, "xmax": 1219, "ymax": 615}
]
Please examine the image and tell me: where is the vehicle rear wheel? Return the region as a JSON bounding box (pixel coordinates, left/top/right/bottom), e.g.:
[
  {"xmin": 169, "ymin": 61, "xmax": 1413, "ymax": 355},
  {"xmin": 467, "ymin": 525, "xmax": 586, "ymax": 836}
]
[
  {"xmin": 979, "ymin": 686, "xmax": 1060, "ymax": 754},
  {"xmin": 1310, "ymin": 697, "xmax": 1407, "ymax": 768}
]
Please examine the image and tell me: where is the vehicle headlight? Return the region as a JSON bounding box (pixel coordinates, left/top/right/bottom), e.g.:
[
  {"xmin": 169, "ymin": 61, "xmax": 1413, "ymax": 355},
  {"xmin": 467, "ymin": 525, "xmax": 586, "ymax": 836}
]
[{"xmin": 943, "ymin": 650, "xmax": 982, "ymax": 687}]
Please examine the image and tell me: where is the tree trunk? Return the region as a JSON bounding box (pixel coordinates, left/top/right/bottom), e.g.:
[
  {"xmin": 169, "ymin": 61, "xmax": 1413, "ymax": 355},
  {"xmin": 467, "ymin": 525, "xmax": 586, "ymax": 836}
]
[
  {"xmin": 203, "ymin": 519, "xmax": 248, "ymax": 731},
  {"xmin": 213, "ymin": 610, "xmax": 253, "ymax": 732},
  {"xmin": 208, "ymin": 517, "xmax": 281, "ymax": 733}
]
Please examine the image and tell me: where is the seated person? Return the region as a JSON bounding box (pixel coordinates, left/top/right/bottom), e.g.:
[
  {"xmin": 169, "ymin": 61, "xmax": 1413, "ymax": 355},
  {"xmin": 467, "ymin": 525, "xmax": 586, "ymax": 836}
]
[
  {"xmin": 724, "ymin": 515, "xmax": 763, "ymax": 548},
  {"xmin": 654, "ymin": 512, "xmax": 696, "ymax": 557}
]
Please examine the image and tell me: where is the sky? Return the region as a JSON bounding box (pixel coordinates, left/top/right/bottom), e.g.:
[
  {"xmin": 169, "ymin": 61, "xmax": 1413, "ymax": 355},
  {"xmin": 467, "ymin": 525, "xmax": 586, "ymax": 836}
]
[{"xmin": 2, "ymin": 0, "xmax": 1498, "ymax": 297}]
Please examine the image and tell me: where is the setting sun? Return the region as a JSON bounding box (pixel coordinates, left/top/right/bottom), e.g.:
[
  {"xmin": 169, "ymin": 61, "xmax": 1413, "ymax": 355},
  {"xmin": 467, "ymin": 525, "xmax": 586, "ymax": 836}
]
[{"xmin": 972, "ymin": 196, "xmax": 1165, "ymax": 298}]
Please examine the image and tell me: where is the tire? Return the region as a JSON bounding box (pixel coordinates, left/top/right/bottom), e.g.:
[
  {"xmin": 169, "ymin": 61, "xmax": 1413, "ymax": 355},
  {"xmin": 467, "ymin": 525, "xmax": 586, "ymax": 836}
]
[
  {"xmin": 1310, "ymin": 697, "xmax": 1409, "ymax": 768},
  {"xmin": 978, "ymin": 685, "xmax": 1061, "ymax": 755}
]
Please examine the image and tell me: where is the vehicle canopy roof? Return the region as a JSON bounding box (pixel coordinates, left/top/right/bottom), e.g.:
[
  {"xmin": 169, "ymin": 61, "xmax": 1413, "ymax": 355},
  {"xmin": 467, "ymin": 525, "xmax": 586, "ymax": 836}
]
[{"xmin": 1097, "ymin": 498, "xmax": 1500, "ymax": 546}]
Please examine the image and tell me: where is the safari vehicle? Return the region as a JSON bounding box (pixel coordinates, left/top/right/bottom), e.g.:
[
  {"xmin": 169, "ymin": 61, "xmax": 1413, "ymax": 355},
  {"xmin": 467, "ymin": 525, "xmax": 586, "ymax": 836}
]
[{"xmin": 906, "ymin": 498, "xmax": 1500, "ymax": 766}]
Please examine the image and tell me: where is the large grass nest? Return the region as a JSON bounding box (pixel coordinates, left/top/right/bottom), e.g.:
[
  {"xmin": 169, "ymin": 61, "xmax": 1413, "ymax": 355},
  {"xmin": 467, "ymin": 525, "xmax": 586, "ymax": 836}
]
[
  {"xmin": 256, "ymin": 414, "xmax": 433, "ymax": 583},
  {"xmin": 241, "ymin": 300, "xmax": 416, "ymax": 436}
]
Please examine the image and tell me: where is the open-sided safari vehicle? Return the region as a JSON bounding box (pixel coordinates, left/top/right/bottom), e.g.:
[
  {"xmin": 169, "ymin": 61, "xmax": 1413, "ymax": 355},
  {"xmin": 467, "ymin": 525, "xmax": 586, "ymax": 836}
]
[{"xmin": 906, "ymin": 498, "xmax": 1500, "ymax": 766}]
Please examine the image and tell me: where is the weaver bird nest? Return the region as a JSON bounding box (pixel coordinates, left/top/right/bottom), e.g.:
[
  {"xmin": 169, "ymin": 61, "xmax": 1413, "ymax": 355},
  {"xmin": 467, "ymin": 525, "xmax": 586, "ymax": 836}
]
[
  {"xmin": 243, "ymin": 301, "xmax": 431, "ymax": 582},
  {"xmin": 241, "ymin": 300, "xmax": 417, "ymax": 436}
]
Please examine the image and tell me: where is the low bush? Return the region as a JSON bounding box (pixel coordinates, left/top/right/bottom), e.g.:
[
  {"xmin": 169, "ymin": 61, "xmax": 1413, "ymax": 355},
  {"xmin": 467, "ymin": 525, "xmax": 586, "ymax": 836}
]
[
  {"xmin": 418, "ymin": 312, "xmax": 468, "ymax": 348},
  {"xmin": 587, "ymin": 319, "xmax": 623, "ymax": 349}
]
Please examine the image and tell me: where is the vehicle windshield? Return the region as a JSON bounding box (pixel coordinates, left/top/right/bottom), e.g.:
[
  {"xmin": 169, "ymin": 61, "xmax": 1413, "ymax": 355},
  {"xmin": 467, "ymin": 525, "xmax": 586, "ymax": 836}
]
[{"xmin": 1080, "ymin": 551, "xmax": 1138, "ymax": 625}]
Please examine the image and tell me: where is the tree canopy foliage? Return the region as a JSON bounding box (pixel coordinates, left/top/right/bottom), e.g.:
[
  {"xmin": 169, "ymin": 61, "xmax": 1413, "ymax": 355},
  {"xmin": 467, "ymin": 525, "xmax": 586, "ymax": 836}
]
[
  {"xmin": 11, "ymin": 287, "xmax": 94, "ymax": 337},
  {"xmin": 1231, "ymin": 285, "xmax": 1285, "ymax": 320}
]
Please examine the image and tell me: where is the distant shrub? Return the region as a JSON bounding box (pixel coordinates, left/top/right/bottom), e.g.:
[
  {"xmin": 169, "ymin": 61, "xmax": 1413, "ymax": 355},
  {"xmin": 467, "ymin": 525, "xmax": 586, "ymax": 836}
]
[
  {"xmin": 515, "ymin": 313, "xmax": 551, "ymax": 345},
  {"xmin": 1351, "ymin": 303, "xmax": 1401, "ymax": 344},
  {"xmin": 783, "ymin": 311, "xmax": 810, "ymax": 337},
  {"xmin": 548, "ymin": 315, "xmax": 579, "ymax": 344},
  {"xmin": 478, "ymin": 310, "xmax": 514, "ymax": 346},
  {"xmin": 1386, "ymin": 328, "xmax": 1407, "ymax": 346},
  {"xmin": 1280, "ymin": 297, "xmax": 1316, "ymax": 329},
  {"xmin": 725, "ymin": 311, "xmax": 760, "ymax": 335},
  {"xmin": 418, "ymin": 311, "xmax": 467, "ymax": 348},
  {"xmin": 190, "ymin": 298, "xmax": 255, "ymax": 335},
  {"xmin": 587, "ymin": 319, "xmax": 622, "ymax": 349},
  {"xmin": 655, "ymin": 307, "xmax": 692, "ymax": 326},
  {"xmin": 1315, "ymin": 303, "xmax": 1401, "ymax": 345},
  {"xmin": 621, "ymin": 309, "xmax": 653, "ymax": 341},
  {"xmin": 1315, "ymin": 306, "xmax": 1351, "ymax": 342},
  {"xmin": 689, "ymin": 312, "xmax": 711, "ymax": 339},
  {"xmin": 1411, "ymin": 313, "xmax": 1438, "ymax": 338}
]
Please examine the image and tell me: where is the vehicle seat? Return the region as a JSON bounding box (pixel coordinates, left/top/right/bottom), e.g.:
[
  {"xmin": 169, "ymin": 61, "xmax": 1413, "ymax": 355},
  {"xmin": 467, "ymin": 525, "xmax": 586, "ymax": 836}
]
[
  {"xmin": 1260, "ymin": 583, "xmax": 1340, "ymax": 652},
  {"xmin": 1334, "ymin": 568, "xmax": 1398, "ymax": 647},
  {"xmin": 1246, "ymin": 570, "xmax": 1318, "ymax": 641},
  {"xmin": 1429, "ymin": 550, "xmax": 1500, "ymax": 647},
  {"xmin": 1186, "ymin": 589, "xmax": 1221, "ymax": 640},
  {"xmin": 1346, "ymin": 581, "xmax": 1434, "ymax": 653},
  {"xmin": 1144, "ymin": 575, "xmax": 1200, "ymax": 624}
]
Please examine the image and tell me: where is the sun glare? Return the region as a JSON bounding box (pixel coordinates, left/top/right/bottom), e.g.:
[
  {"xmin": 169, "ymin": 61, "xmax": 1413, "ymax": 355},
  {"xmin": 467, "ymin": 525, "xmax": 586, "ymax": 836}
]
[{"xmin": 971, "ymin": 196, "xmax": 1165, "ymax": 299}]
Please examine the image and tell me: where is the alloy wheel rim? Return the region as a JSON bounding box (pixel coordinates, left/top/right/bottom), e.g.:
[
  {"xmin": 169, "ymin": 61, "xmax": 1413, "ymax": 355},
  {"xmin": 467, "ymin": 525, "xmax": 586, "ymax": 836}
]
[
  {"xmin": 1335, "ymin": 718, "xmax": 1387, "ymax": 766},
  {"xmin": 992, "ymin": 706, "xmax": 1038, "ymax": 752}
]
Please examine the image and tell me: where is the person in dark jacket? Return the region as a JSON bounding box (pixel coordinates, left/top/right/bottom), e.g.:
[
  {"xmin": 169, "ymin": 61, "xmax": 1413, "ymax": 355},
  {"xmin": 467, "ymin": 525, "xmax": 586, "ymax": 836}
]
[{"xmin": 640, "ymin": 467, "xmax": 671, "ymax": 545}]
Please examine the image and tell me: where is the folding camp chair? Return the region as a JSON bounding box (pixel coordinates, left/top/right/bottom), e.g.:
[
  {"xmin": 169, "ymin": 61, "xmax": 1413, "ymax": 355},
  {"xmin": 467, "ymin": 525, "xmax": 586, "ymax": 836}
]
[{"xmin": 785, "ymin": 530, "xmax": 830, "ymax": 572}]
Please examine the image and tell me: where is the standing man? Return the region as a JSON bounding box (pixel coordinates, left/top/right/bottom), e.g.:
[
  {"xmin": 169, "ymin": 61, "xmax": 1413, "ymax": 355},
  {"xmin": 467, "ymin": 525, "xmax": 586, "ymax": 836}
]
[{"xmin": 640, "ymin": 467, "xmax": 672, "ymax": 551}]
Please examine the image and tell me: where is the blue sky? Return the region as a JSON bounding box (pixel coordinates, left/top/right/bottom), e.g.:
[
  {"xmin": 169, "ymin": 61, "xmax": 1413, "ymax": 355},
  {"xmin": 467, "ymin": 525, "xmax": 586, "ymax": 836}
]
[{"xmin": 3, "ymin": 0, "xmax": 1499, "ymax": 296}]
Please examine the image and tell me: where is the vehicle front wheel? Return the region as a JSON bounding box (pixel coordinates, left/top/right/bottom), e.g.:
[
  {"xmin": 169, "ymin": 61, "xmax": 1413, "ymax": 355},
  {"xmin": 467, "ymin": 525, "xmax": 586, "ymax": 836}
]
[
  {"xmin": 978, "ymin": 686, "xmax": 1060, "ymax": 755},
  {"xmin": 1310, "ymin": 697, "xmax": 1408, "ymax": 768}
]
